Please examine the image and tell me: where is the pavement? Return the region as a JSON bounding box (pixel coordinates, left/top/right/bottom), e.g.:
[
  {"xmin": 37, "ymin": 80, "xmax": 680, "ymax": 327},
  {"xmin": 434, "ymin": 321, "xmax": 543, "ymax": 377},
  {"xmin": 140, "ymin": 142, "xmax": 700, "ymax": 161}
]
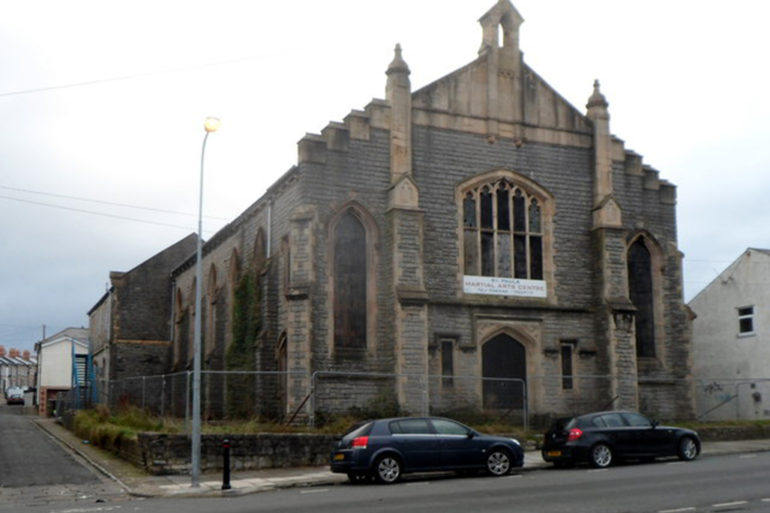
[{"xmin": 33, "ymin": 417, "xmax": 770, "ymax": 499}]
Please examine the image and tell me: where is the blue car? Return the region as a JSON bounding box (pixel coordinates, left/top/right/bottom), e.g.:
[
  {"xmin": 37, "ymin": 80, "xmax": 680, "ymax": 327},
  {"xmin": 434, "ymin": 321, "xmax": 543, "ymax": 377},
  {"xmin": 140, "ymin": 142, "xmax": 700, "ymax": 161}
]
[{"xmin": 330, "ymin": 416, "xmax": 524, "ymax": 484}]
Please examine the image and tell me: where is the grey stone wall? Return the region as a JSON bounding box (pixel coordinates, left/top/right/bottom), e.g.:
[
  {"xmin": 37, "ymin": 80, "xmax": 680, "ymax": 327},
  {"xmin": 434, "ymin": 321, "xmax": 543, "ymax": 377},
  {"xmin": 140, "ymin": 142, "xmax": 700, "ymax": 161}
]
[
  {"xmin": 116, "ymin": 234, "xmax": 197, "ymax": 343},
  {"xmin": 137, "ymin": 433, "xmax": 336, "ymax": 475}
]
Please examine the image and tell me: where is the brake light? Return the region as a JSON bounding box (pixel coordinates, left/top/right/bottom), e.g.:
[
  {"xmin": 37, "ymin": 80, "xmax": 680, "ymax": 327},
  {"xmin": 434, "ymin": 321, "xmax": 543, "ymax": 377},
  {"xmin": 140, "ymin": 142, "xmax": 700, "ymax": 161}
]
[
  {"xmin": 351, "ymin": 436, "xmax": 369, "ymax": 449},
  {"xmin": 567, "ymin": 428, "xmax": 583, "ymax": 441}
]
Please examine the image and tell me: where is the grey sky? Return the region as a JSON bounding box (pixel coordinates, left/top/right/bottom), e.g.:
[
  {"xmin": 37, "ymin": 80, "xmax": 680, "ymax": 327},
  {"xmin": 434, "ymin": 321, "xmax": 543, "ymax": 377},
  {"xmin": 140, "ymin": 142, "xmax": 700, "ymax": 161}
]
[{"xmin": 2, "ymin": 0, "xmax": 768, "ymax": 352}]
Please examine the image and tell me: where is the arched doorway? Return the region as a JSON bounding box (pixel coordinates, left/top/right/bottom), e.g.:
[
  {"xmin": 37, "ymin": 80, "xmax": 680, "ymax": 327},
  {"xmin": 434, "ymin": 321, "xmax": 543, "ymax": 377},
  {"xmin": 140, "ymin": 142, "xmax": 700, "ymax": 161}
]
[{"xmin": 482, "ymin": 334, "xmax": 526, "ymax": 410}]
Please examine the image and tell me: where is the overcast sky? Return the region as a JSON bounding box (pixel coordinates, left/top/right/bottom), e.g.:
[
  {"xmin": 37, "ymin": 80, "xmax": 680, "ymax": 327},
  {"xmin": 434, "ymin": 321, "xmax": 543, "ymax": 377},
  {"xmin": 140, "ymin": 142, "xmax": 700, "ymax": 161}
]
[{"xmin": 2, "ymin": 0, "xmax": 768, "ymax": 353}]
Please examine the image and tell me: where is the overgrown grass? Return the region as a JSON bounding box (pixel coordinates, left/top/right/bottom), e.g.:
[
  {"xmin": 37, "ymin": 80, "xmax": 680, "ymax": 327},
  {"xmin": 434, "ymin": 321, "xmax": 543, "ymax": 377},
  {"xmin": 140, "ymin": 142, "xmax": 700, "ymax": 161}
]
[
  {"xmin": 73, "ymin": 405, "xmax": 180, "ymax": 444},
  {"xmin": 74, "ymin": 404, "xmax": 770, "ymax": 449}
]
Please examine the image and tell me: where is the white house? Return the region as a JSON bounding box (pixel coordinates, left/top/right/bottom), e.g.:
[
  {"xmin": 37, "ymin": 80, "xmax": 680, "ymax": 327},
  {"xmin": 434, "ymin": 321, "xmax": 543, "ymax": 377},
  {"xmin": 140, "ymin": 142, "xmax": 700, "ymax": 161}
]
[
  {"xmin": 35, "ymin": 327, "xmax": 89, "ymax": 416},
  {"xmin": 0, "ymin": 346, "xmax": 37, "ymax": 394},
  {"xmin": 689, "ymin": 248, "xmax": 770, "ymax": 420}
]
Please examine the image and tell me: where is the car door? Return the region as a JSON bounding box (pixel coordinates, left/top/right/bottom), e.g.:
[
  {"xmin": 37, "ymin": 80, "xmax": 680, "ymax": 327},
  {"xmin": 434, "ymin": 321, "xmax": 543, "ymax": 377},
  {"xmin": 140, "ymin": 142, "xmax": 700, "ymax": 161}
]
[
  {"xmin": 620, "ymin": 412, "xmax": 676, "ymax": 456},
  {"xmin": 388, "ymin": 418, "xmax": 439, "ymax": 470},
  {"xmin": 596, "ymin": 412, "xmax": 637, "ymax": 456},
  {"xmin": 430, "ymin": 418, "xmax": 481, "ymax": 468},
  {"xmin": 622, "ymin": 412, "xmax": 674, "ymax": 456}
]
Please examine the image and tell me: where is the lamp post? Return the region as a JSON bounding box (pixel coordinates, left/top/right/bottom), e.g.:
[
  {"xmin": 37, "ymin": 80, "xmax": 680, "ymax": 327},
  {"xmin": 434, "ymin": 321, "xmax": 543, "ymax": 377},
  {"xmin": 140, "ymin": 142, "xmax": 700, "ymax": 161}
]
[{"xmin": 192, "ymin": 116, "xmax": 220, "ymax": 487}]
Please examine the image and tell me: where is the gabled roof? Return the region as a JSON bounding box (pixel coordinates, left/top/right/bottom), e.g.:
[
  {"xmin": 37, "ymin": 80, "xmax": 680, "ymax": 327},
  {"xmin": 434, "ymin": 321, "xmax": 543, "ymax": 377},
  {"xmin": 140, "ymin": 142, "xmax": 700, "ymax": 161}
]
[
  {"xmin": 688, "ymin": 248, "xmax": 770, "ymax": 305},
  {"xmin": 36, "ymin": 327, "xmax": 90, "ymax": 352}
]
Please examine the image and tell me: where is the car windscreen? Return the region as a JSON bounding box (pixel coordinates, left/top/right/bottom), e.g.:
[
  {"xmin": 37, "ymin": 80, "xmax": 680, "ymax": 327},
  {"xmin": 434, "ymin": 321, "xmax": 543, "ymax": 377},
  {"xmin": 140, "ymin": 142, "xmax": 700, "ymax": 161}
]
[{"xmin": 343, "ymin": 421, "xmax": 373, "ymax": 439}]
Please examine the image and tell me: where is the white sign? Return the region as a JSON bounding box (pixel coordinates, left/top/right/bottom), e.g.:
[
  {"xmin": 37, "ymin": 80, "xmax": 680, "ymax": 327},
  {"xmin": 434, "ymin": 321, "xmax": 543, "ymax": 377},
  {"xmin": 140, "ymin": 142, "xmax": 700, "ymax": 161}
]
[{"xmin": 463, "ymin": 275, "xmax": 547, "ymax": 298}]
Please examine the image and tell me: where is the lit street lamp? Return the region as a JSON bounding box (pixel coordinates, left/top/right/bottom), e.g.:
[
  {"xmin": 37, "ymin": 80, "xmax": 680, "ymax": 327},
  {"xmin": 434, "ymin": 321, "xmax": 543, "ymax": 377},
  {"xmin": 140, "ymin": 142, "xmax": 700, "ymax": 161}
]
[{"xmin": 192, "ymin": 116, "xmax": 220, "ymax": 487}]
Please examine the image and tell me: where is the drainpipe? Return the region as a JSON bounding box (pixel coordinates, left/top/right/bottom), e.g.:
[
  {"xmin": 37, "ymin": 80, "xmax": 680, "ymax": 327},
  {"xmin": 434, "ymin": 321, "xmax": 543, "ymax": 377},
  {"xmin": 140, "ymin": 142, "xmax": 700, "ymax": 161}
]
[{"xmin": 267, "ymin": 202, "xmax": 272, "ymax": 256}]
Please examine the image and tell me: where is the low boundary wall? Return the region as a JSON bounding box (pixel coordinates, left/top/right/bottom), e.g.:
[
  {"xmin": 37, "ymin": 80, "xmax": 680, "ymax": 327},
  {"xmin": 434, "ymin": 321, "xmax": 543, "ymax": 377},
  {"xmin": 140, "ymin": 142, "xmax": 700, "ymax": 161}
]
[{"xmin": 137, "ymin": 433, "xmax": 336, "ymax": 475}]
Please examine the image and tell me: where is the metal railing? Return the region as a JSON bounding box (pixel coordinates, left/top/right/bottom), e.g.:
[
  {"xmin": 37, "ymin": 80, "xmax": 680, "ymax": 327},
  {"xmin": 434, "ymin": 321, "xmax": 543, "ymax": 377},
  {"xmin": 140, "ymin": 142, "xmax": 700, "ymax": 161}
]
[{"xmin": 54, "ymin": 371, "xmax": 770, "ymax": 427}]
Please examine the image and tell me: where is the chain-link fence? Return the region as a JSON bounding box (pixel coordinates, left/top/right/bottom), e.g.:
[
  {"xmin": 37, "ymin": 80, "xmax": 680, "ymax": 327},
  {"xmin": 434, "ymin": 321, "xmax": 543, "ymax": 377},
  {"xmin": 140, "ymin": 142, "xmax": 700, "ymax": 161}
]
[{"xmin": 55, "ymin": 371, "xmax": 770, "ymax": 430}]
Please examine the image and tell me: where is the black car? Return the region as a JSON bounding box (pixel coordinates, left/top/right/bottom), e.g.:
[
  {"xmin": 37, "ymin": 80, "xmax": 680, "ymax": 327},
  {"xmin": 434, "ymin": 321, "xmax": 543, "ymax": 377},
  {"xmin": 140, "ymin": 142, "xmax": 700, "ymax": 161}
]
[
  {"xmin": 541, "ymin": 410, "xmax": 700, "ymax": 468},
  {"xmin": 330, "ymin": 416, "xmax": 524, "ymax": 483}
]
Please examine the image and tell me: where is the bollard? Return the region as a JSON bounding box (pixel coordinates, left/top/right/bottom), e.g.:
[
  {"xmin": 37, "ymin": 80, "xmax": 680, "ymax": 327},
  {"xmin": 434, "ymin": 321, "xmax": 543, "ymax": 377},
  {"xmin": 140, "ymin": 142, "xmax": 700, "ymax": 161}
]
[{"xmin": 221, "ymin": 438, "xmax": 231, "ymax": 490}]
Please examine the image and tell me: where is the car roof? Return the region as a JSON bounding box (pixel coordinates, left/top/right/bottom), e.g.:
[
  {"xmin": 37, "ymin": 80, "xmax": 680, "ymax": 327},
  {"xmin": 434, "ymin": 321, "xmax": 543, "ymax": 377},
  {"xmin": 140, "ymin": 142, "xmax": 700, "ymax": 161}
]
[{"xmin": 576, "ymin": 410, "xmax": 640, "ymax": 418}]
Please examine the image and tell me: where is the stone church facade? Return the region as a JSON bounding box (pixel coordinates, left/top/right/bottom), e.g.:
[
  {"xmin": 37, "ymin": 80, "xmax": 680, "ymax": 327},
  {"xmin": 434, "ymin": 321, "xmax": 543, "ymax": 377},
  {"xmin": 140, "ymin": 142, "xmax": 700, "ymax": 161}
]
[{"xmin": 170, "ymin": 0, "xmax": 694, "ymax": 422}]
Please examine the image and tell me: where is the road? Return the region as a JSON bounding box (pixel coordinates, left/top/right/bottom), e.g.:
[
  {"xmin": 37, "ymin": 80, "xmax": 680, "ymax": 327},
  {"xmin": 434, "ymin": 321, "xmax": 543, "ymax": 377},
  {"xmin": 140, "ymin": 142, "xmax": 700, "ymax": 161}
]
[
  {"xmin": 0, "ymin": 405, "xmax": 126, "ymax": 510},
  {"xmin": 2, "ymin": 407, "xmax": 769, "ymax": 513}
]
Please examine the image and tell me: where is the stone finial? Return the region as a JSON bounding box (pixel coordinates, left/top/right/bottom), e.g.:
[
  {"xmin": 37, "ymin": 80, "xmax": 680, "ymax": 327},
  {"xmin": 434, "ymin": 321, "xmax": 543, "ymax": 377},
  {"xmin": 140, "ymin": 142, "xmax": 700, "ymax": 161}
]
[
  {"xmin": 479, "ymin": 0, "xmax": 524, "ymax": 54},
  {"xmin": 587, "ymin": 79, "xmax": 609, "ymax": 111},
  {"xmin": 386, "ymin": 44, "xmax": 410, "ymax": 76},
  {"xmin": 386, "ymin": 43, "xmax": 413, "ymax": 183}
]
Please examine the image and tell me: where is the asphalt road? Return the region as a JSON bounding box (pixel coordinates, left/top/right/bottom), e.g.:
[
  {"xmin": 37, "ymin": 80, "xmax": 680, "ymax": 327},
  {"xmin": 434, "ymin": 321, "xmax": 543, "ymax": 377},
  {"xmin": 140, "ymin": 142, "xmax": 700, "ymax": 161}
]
[
  {"xmin": 0, "ymin": 406, "xmax": 125, "ymax": 509},
  {"xmin": 12, "ymin": 449, "xmax": 770, "ymax": 513}
]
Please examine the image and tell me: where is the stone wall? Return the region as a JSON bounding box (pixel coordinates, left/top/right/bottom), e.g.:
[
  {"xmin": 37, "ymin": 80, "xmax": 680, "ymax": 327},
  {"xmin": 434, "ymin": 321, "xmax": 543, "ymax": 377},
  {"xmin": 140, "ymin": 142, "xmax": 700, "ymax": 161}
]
[{"xmin": 136, "ymin": 433, "xmax": 336, "ymax": 475}]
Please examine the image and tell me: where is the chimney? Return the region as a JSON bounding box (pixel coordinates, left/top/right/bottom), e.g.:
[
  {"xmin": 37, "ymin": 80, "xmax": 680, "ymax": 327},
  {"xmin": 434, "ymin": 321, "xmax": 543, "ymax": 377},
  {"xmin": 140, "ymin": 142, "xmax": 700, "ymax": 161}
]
[
  {"xmin": 0, "ymin": 345, "xmax": 5, "ymax": 357},
  {"xmin": 9, "ymin": 348, "xmax": 20, "ymax": 358},
  {"xmin": 22, "ymin": 350, "xmax": 30, "ymax": 360}
]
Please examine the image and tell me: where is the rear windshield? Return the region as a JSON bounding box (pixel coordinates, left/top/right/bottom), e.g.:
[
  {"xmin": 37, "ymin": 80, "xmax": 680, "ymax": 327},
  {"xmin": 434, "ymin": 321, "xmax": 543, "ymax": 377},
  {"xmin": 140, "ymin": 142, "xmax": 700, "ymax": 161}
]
[
  {"xmin": 550, "ymin": 417, "xmax": 576, "ymax": 431},
  {"xmin": 344, "ymin": 421, "xmax": 373, "ymax": 439}
]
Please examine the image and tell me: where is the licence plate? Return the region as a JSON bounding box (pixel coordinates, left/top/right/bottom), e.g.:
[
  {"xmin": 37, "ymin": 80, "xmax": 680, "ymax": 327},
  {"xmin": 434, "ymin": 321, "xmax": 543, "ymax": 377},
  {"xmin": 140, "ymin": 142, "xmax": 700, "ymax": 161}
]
[
  {"xmin": 334, "ymin": 453, "xmax": 345, "ymax": 461},
  {"xmin": 546, "ymin": 450, "xmax": 562, "ymax": 457}
]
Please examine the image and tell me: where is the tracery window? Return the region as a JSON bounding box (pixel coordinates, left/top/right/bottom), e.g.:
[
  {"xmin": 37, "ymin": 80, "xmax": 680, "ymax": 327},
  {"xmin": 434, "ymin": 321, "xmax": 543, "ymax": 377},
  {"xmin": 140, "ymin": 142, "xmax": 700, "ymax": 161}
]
[{"xmin": 463, "ymin": 179, "xmax": 543, "ymax": 279}]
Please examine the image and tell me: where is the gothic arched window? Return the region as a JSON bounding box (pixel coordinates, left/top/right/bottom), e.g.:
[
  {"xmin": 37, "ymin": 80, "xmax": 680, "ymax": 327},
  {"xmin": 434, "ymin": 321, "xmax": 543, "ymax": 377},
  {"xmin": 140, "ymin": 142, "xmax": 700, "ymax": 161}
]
[
  {"xmin": 463, "ymin": 178, "xmax": 544, "ymax": 280},
  {"xmin": 333, "ymin": 210, "xmax": 367, "ymax": 353},
  {"xmin": 628, "ymin": 238, "xmax": 655, "ymax": 357}
]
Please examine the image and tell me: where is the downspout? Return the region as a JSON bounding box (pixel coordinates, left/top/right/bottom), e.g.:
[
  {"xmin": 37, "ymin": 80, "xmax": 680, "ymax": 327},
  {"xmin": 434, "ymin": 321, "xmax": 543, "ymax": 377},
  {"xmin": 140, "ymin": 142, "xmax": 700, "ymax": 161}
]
[{"xmin": 267, "ymin": 202, "xmax": 272, "ymax": 256}]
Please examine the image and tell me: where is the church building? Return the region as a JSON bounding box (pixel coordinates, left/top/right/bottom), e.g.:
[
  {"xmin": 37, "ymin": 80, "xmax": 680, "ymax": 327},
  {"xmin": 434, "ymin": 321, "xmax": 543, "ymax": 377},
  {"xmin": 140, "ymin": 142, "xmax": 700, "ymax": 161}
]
[{"xmin": 170, "ymin": 0, "xmax": 694, "ymax": 423}]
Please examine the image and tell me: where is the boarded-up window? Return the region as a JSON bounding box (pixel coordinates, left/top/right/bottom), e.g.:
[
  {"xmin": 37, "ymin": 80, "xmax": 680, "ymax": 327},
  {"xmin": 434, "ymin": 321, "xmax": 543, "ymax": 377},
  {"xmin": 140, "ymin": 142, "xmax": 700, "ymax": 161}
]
[
  {"xmin": 334, "ymin": 211, "xmax": 367, "ymax": 353},
  {"xmin": 628, "ymin": 239, "xmax": 655, "ymax": 357},
  {"xmin": 462, "ymin": 179, "xmax": 544, "ymax": 281}
]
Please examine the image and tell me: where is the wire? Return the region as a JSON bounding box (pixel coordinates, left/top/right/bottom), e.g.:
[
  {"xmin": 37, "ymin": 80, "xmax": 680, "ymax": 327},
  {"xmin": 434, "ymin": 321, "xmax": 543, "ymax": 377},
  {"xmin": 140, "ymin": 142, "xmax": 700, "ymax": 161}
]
[
  {"xmin": 0, "ymin": 51, "xmax": 298, "ymax": 98},
  {"xmin": 0, "ymin": 194, "xmax": 194, "ymax": 231},
  {"xmin": 0, "ymin": 184, "xmax": 228, "ymax": 221}
]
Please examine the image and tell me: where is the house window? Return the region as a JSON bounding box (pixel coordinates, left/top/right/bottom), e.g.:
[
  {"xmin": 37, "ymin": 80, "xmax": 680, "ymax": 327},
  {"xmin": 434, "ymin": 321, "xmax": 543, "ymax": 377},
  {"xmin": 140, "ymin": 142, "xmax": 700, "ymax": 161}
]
[
  {"xmin": 463, "ymin": 179, "xmax": 543, "ymax": 280},
  {"xmin": 560, "ymin": 343, "xmax": 574, "ymax": 390},
  {"xmin": 440, "ymin": 339, "xmax": 454, "ymax": 386},
  {"xmin": 628, "ymin": 239, "xmax": 655, "ymax": 357},
  {"xmin": 738, "ymin": 306, "xmax": 755, "ymax": 336},
  {"xmin": 333, "ymin": 211, "xmax": 367, "ymax": 353}
]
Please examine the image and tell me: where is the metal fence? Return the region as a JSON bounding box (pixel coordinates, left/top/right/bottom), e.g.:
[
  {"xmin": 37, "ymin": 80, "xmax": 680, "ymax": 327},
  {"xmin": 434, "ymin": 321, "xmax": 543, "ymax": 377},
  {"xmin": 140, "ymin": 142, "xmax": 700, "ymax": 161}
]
[{"xmin": 56, "ymin": 371, "xmax": 770, "ymax": 430}]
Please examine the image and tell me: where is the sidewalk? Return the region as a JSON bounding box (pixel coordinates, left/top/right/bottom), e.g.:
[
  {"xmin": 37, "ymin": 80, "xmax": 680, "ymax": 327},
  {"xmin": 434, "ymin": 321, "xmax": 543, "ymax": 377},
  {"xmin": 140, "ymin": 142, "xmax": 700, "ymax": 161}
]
[{"xmin": 34, "ymin": 418, "xmax": 770, "ymax": 499}]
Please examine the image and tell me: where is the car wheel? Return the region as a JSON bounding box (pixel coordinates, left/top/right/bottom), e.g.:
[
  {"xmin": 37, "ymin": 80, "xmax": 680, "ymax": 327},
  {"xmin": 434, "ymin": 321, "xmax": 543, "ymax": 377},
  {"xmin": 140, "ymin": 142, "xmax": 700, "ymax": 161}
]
[
  {"xmin": 373, "ymin": 455, "xmax": 402, "ymax": 484},
  {"xmin": 677, "ymin": 436, "xmax": 698, "ymax": 461},
  {"xmin": 590, "ymin": 443, "xmax": 613, "ymax": 468},
  {"xmin": 486, "ymin": 448, "xmax": 512, "ymax": 476},
  {"xmin": 347, "ymin": 471, "xmax": 370, "ymax": 484}
]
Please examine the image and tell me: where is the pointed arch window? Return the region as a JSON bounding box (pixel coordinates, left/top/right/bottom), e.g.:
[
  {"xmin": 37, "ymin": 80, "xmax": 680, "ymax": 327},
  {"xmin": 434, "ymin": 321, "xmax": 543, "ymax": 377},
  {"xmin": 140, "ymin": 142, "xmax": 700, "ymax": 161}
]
[
  {"xmin": 463, "ymin": 178, "xmax": 544, "ymax": 280},
  {"xmin": 333, "ymin": 211, "xmax": 367, "ymax": 353},
  {"xmin": 628, "ymin": 238, "xmax": 655, "ymax": 357}
]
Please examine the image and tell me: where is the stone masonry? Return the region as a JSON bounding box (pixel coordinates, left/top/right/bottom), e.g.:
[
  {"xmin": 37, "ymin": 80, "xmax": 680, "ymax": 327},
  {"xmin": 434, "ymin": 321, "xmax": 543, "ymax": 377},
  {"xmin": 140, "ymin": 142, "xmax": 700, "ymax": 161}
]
[{"xmin": 166, "ymin": 0, "xmax": 694, "ymax": 423}]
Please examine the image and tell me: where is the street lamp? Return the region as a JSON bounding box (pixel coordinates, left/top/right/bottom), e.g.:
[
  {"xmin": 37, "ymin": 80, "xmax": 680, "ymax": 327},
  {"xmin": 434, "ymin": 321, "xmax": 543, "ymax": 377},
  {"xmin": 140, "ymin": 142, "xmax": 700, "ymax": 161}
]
[{"xmin": 192, "ymin": 116, "xmax": 220, "ymax": 487}]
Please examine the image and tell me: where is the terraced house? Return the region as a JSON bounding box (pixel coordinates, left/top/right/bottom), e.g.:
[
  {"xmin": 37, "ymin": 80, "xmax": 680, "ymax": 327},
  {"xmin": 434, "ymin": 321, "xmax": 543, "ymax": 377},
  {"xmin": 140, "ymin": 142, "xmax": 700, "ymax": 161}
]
[{"xmin": 169, "ymin": 0, "xmax": 694, "ymax": 423}]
